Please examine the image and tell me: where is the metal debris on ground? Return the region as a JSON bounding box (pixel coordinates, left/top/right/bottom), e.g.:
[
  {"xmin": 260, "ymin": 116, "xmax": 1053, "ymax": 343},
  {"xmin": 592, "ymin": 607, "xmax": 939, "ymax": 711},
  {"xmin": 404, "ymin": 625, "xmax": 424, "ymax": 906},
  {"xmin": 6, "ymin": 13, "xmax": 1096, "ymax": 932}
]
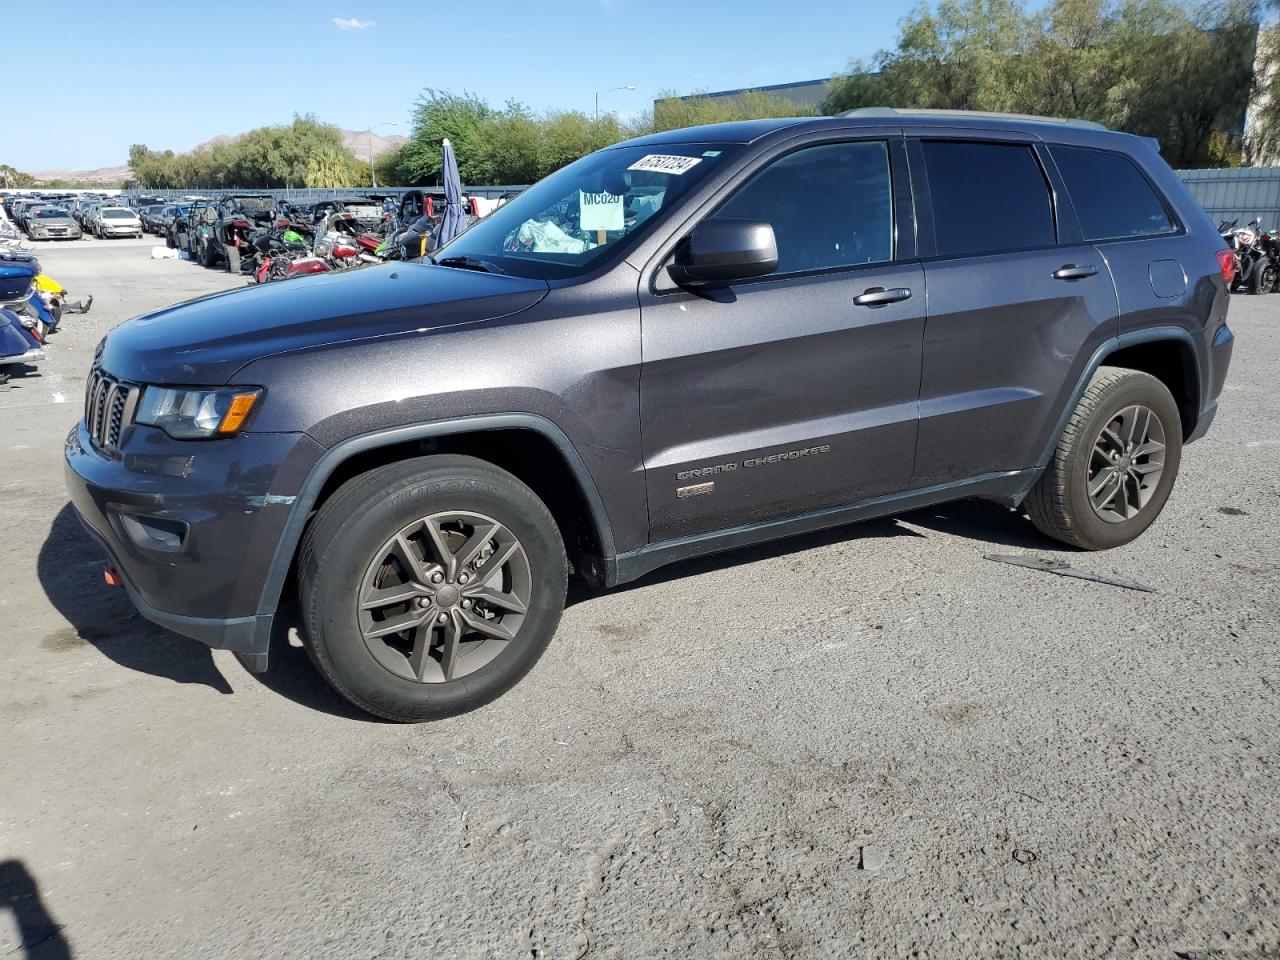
[
  {"xmin": 859, "ymin": 846, "xmax": 888, "ymax": 871},
  {"xmin": 983, "ymin": 554, "xmax": 1157, "ymax": 593}
]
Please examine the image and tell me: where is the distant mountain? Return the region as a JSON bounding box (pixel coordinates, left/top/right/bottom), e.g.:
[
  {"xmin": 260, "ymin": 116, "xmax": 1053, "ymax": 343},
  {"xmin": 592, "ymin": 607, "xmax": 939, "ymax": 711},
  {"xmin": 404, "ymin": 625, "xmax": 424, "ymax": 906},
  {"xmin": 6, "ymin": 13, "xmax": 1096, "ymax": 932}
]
[
  {"xmin": 193, "ymin": 129, "xmax": 407, "ymax": 160},
  {"xmin": 29, "ymin": 127, "xmax": 407, "ymax": 185},
  {"xmin": 28, "ymin": 164, "xmax": 132, "ymax": 185}
]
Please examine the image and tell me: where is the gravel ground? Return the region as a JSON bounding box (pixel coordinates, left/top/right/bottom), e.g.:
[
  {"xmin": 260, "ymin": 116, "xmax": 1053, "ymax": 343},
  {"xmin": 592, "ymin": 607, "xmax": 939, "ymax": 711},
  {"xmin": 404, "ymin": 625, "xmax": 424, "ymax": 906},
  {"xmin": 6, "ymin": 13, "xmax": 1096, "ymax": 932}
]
[{"xmin": 2, "ymin": 237, "xmax": 1278, "ymax": 960}]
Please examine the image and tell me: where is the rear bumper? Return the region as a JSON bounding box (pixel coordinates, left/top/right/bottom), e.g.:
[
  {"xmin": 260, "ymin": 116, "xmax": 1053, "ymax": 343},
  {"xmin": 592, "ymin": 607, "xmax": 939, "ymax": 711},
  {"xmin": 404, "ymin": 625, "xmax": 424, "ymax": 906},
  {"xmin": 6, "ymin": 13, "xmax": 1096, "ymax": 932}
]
[
  {"xmin": 1189, "ymin": 321, "xmax": 1234, "ymax": 443},
  {"xmin": 0, "ymin": 346, "xmax": 44, "ymax": 365},
  {"xmin": 63, "ymin": 420, "xmax": 324, "ymax": 665}
]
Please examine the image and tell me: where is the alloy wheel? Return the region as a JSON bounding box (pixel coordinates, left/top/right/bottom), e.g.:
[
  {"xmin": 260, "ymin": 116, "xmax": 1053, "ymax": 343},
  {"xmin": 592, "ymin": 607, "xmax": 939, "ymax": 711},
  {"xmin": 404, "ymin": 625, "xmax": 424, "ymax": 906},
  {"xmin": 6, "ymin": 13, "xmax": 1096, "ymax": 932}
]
[
  {"xmin": 1087, "ymin": 404, "xmax": 1167, "ymax": 524},
  {"xmin": 358, "ymin": 511, "xmax": 531, "ymax": 683}
]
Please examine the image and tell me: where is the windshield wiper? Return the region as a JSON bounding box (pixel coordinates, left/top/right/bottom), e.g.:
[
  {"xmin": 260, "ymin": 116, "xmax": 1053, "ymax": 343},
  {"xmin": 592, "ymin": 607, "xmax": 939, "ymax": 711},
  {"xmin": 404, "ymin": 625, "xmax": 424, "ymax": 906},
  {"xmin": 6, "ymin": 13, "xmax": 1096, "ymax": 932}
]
[{"xmin": 431, "ymin": 255, "xmax": 505, "ymax": 275}]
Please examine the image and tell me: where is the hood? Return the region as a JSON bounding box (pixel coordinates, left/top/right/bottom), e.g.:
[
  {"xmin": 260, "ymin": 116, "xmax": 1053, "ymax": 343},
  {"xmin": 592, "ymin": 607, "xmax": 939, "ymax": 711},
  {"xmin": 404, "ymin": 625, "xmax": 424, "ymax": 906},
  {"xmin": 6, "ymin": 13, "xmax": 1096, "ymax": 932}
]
[
  {"xmin": 32, "ymin": 216, "xmax": 75, "ymax": 227},
  {"xmin": 99, "ymin": 261, "xmax": 549, "ymax": 385}
]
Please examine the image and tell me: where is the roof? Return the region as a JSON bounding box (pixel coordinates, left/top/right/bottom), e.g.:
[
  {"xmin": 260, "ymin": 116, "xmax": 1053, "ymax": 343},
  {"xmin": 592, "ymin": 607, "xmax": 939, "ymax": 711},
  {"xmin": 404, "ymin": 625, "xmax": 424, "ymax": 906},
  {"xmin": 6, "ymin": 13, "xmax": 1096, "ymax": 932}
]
[
  {"xmin": 840, "ymin": 106, "xmax": 1108, "ymax": 130},
  {"xmin": 614, "ymin": 108, "xmax": 1136, "ymax": 152}
]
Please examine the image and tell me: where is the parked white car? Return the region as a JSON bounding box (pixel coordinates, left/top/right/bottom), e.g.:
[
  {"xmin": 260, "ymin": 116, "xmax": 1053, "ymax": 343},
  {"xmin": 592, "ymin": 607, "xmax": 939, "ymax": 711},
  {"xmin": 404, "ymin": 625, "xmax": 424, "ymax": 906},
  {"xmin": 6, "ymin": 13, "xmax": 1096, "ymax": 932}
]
[{"xmin": 95, "ymin": 207, "xmax": 143, "ymax": 239}]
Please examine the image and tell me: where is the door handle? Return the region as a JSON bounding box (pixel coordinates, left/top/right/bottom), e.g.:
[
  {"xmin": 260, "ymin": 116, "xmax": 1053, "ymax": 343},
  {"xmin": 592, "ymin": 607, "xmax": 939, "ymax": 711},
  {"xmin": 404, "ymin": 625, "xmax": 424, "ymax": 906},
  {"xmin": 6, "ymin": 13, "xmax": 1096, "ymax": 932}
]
[
  {"xmin": 853, "ymin": 286, "xmax": 912, "ymax": 307},
  {"xmin": 1052, "ymin": 264, "xmax": 1098, "ymax": 280}
]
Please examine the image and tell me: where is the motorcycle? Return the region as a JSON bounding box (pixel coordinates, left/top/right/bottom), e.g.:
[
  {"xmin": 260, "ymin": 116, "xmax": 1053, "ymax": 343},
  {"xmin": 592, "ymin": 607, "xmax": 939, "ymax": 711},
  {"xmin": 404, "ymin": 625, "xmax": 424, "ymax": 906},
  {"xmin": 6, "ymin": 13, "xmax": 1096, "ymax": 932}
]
[
  {"xmin": 1219, "ymin": 218, "xmax": 1270, "ymax": 294},
  {"xmin": 249, "ymin": 223, "xmax": 330, "ymax": 284},
  {"xmin": 314, "ymin": 211, "xmax": 385, "ymax": 269},
  {"xmin": 0, "ymin": 306, "xmax": 45, "ymax": 385},
  {"xmin": 1255, "ymin": 221, "xmax": 1280, "ymax": 293}
]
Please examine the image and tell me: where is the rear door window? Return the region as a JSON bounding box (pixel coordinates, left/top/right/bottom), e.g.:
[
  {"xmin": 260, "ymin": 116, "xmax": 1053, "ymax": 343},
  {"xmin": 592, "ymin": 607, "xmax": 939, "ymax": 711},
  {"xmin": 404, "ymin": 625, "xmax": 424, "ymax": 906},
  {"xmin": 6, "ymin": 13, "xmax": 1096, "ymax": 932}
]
[
  {"xmin": 708, "ymin": 140, "xmax": 894, "ymax": 275},
  {"xmin": 1050, "ymin": 145, "xmax": 1174, "ymax": 240},
  {"xmin": 921, "ymin": 141, "xmax": 1056, "ymax": 257}
]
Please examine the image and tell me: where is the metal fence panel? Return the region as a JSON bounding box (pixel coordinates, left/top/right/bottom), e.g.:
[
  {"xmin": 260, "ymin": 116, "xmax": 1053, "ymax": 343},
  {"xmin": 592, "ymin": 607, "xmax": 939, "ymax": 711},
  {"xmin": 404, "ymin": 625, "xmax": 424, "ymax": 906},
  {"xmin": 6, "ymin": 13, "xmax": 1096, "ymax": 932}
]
[{"xmin": 1177, "ymin": 167, "xmax": 1280, "ymax": 228}]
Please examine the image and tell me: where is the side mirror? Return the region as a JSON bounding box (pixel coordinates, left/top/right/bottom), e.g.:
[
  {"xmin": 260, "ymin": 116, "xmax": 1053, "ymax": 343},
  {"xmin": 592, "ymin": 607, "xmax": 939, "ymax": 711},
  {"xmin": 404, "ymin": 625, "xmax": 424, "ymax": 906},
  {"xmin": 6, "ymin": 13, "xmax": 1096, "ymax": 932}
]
[{"xmin": 669, "ymin": 218, "xmax": 778, "ymax": 286}]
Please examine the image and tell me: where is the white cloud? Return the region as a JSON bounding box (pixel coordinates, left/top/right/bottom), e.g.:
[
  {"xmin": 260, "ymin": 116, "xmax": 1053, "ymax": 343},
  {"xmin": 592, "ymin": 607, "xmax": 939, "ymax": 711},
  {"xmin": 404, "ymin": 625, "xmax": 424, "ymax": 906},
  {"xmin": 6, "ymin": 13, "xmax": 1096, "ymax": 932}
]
[{"xmin": 333, "ymin": 17, "xmax": 375, "ymax": 30}]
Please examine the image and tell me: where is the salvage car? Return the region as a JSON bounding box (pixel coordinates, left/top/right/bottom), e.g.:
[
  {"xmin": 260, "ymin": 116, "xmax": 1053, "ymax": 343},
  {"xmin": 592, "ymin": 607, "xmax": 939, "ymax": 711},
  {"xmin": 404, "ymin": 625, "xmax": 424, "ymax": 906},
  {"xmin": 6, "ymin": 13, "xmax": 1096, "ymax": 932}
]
[
  {"xmin": 192, "ymin": 194, "xmax": 279, "ymax": 272},
  {"xmin": 25, "ymin": 206, "xmax": 83, "ymax": 240},
  {"xmin": 68, "ymin": 110, "xmax": 1234, "ymax": 722},
  {"xmin": 94, "ymin": 206, "xmax": 143, "ymax": 238},
  {"xmin": 139, "ymin": 204, "xmax": 169, "ymax": 234}
]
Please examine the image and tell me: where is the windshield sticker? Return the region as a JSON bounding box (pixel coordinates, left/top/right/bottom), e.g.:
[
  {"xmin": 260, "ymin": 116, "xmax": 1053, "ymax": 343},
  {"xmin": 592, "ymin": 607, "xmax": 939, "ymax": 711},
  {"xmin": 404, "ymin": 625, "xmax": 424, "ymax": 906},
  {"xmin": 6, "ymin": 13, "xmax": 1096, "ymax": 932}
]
[
  {"xmin": 627, "ymin": 154, "xmax": 703, "ymax": 175},
  {"xmin": 579, "ymin": 190, "xmax": 624, "ymax": 232}
]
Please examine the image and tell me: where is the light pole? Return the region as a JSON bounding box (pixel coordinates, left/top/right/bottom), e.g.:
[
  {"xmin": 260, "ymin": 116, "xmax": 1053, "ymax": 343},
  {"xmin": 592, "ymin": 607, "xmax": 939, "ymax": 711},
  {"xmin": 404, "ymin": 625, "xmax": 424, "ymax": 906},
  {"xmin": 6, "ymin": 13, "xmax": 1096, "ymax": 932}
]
[
  {"xmin": 367, "ymin": 121, "xmax": 400, "ymax": 188},
  {"xmin": 594, "ymin": 85, "xmax": 636, "ymax": 121}
]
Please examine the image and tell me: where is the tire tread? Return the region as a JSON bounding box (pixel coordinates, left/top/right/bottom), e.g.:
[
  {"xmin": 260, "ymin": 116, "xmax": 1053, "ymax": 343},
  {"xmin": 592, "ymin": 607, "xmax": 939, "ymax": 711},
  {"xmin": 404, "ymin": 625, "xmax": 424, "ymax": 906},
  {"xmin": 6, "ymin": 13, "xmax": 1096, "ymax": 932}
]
[
  {"xmin": 296, "ymin": 455, "xmax": 566, "ymax": 722},
  {"xmin": 1025, "ymin": 366, "xmax": 1165, "ymax": 549}
]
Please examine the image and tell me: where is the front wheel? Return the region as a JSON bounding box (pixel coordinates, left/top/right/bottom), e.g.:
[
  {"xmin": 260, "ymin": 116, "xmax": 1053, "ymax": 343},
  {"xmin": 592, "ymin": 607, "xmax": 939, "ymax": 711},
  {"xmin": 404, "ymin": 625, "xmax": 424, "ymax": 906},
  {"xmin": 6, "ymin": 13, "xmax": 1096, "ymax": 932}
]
[
  {"xmin": 1255, "ymin": 258, "xmax": 1277, "ymax": 294},
  {"xmin": 297, "ymin": 455, "xmax": 568, "ymax": 721},
  {"xmin": 1025, "ymin": 366, "xmax": 1182, "ymax": 550}
]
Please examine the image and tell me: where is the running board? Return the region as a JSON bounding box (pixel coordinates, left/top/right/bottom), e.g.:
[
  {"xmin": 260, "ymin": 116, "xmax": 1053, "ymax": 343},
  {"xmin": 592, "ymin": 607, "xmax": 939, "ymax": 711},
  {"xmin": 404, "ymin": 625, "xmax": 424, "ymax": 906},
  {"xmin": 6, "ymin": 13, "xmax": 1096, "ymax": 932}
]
[{"xmin": 607, "ymin": 469, "xmax": 1039, "ymax": 586}]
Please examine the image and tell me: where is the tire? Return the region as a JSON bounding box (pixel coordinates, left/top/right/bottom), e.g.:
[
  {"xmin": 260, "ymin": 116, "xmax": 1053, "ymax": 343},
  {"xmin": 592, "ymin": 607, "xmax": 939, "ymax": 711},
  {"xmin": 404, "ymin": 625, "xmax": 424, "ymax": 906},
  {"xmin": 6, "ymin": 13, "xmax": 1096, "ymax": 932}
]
[
  {"xmin": 196, "ymin": 241, "xmax": 209, "ymax": 267},
  {"xmin": 297, "ymin": 455, "xmax": 568, "ymax": 722},
  {"xmin": 165, "ymin": 230, "xmax": 176, "ymax": 249},
  {"xmin": 1025, "ymin": 366, "xmax": 1183, "ymax": 550},
  {"xmin": 226, "ymin": 246, "xmax": 241, "ymax": 275},
  {"xmin": 1249, "ymin": 258, "xmax": 1270, "ymax": 295}
]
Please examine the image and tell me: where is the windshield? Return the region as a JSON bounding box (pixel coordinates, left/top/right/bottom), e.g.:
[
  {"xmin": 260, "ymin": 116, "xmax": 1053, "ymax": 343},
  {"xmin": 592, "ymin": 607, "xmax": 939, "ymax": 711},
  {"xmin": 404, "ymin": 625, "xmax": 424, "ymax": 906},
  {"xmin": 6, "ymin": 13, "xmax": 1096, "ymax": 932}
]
[
  {"xmin": 36, "ymin": 208, "xmax": 68, "ymax": 218},
  {"xmin": 104, "ymin": 209, "xmax": 136, "ymax": 219},
  {"xmin": 434, "ymin": 142, "xmax": 740, "ymax": 279}
]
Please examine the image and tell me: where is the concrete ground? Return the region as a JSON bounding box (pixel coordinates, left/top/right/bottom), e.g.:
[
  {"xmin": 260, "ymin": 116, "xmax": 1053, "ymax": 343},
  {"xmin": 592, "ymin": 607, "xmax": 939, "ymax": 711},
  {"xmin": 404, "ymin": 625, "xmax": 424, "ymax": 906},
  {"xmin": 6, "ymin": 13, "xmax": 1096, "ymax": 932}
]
[{"xmin": 1, "ymin": 236, "xmax": 1277, "ymax": 960}]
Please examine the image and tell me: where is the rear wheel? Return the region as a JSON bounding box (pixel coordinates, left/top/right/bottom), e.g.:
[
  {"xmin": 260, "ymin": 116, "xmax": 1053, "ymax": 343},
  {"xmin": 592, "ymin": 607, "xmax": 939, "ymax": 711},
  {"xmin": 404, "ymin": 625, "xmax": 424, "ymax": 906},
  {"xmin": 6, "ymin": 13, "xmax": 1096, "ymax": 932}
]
[
  {"xmin": 297, "ymin": 455, "xmax": 568, "ymax": 722},
  {"xmin": 1025, "ymin": 366, "xmax": 1182, "ymax": 550},
  {"xmin": 226, "ymin": 246, "xmax": 241, "ymax": 274}
]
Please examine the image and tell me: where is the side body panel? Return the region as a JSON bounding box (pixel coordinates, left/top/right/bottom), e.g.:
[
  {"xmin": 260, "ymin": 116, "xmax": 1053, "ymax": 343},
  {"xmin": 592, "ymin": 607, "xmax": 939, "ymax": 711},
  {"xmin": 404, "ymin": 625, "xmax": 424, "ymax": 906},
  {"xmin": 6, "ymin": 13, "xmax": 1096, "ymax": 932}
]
[
  {"xmin": 907, "ymin": 131, "xmax": 1119, "ymax": 486},
  {"xmin": 639, "ymin": 262, "xmax": 925, "ymax": 539},
  {"xmin": 636, "ymin": 130, "xmax": 925, "ymax": 540},
  {"xmin": 1040, "ymin": 134, "xmax": 1233, "ymax": 427}
]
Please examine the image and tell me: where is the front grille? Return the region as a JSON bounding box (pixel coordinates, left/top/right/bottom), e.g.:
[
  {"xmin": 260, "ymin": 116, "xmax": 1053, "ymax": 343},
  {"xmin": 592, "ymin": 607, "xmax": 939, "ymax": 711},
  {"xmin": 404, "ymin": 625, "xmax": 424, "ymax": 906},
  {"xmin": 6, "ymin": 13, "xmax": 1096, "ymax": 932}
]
[{"xmin": 84, "ymin": 368, "xmax": 140, "ymax": 452}]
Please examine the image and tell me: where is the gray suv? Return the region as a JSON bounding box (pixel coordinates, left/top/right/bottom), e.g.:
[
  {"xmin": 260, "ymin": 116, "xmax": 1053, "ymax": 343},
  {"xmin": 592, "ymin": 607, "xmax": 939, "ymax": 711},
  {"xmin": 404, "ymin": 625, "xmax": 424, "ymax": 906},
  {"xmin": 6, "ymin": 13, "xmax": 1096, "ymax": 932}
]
[{"xmin": 65, "ymin": 109, "xmax": 1235, "ymax": 721}]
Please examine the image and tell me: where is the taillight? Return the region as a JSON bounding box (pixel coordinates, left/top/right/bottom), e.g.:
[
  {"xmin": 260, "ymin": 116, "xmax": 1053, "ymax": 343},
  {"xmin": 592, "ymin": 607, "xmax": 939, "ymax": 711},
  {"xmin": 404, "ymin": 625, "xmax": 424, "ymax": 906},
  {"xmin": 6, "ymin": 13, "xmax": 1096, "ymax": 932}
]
[{"xmin": 1217, "ymin": 248, "xmax": 1235, "ymax": 285}]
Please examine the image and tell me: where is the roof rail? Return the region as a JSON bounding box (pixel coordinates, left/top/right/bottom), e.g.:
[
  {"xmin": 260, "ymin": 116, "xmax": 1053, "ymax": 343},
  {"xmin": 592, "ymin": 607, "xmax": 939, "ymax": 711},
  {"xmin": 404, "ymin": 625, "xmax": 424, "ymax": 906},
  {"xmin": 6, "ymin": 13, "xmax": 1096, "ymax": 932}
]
[{"xmin": 839, "ymin": 106, "xmax": 1108, "ymax": 131}]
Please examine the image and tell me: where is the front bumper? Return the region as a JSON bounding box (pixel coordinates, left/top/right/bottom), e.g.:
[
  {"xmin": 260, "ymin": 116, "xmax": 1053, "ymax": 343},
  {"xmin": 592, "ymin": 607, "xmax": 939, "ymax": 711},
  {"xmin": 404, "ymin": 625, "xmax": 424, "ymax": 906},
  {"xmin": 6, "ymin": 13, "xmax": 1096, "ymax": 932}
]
[{"xmin": 63, "ymin": 419, "xmax": 324, "ymax": 665}]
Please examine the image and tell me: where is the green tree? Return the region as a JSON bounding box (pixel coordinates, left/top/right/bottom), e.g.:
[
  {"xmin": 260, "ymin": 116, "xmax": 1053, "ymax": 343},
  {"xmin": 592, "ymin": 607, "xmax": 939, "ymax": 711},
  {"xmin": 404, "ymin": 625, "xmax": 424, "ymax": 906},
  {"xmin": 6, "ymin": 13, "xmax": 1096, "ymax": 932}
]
[
  {"xmin": 0, "ymin": 164, "xmax": 36, "ymax": 188},
  {"xmin": 397, "ymin": 90, "xmax": 497, "ymax": 184},
  {"xmin": 652, "ymin": 89, "xmax": 815, "ymax": 132},
  {"xmin": 825, "ymin": 0, "xmax": 1259, "ymax": 168}
]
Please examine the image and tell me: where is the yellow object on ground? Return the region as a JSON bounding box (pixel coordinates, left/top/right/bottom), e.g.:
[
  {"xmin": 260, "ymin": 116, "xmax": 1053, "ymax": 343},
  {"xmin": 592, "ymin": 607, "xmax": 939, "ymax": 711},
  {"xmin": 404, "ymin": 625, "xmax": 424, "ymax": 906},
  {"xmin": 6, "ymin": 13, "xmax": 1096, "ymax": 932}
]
[{"xmin": 35, "ymin": 274, "xmax": 67, "ymax": 296}]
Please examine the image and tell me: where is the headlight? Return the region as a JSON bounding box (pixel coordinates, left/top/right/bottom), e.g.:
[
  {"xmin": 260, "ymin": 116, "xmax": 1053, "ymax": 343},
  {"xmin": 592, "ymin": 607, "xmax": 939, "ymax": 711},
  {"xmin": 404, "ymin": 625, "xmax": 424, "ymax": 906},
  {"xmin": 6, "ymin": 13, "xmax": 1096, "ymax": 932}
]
[{"xmin": 135, "ymin": 386, "xmax": 263, "ymax": 438}]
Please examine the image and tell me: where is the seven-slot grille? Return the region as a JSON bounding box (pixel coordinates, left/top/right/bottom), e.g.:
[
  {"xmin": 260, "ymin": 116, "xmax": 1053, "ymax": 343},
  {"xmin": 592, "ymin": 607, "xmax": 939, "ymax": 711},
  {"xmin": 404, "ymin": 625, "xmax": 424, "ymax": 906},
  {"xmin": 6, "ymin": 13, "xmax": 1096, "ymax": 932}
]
[{"xmin": 84, "ymin": 368, "xmax": 140, "ymax": 452}]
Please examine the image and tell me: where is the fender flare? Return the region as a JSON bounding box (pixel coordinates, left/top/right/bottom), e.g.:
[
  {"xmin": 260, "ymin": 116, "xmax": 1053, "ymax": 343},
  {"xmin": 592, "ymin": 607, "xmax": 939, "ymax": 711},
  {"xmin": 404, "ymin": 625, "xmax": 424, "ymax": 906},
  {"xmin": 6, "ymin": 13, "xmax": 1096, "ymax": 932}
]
[
  {"xmin": 251, "ymin": 413, "xmax": 617, "ymax": 625},
  {"xmin": 1033, "ymin": 325, "xmax": 1202, "ymax": 471}
]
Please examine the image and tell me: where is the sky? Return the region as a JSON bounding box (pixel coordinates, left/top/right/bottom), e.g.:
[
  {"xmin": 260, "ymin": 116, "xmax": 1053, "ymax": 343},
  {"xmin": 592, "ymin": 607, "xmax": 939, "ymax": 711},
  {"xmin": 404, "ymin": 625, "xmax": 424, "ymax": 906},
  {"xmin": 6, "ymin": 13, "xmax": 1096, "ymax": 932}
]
[{"xmin": 9, "ymin": 0, "xmax": 915, "ymax": 172}]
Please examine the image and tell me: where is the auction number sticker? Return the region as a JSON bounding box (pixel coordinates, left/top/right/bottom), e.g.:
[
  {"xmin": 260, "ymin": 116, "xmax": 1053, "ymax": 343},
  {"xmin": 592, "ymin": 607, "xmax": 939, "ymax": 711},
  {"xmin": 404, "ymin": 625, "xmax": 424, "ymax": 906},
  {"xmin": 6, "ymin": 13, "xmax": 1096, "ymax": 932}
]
[{"xmin": 627, "ymin": 154, "xmax": 703, "ymax": 175}]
